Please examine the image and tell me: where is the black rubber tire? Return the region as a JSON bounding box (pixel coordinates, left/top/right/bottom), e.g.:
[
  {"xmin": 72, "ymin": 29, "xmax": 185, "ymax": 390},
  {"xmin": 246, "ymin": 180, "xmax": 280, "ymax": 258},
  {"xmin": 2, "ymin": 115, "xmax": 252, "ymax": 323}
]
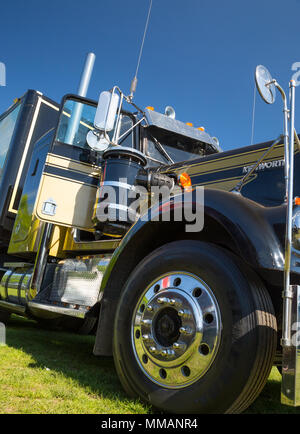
[
  {"xmin": 113, "ymin": 240, "xmax": 277, "ymax": 414},
  {"xmin": 0, "ymin": 309, "xmax": 11, "ymax": 325}
]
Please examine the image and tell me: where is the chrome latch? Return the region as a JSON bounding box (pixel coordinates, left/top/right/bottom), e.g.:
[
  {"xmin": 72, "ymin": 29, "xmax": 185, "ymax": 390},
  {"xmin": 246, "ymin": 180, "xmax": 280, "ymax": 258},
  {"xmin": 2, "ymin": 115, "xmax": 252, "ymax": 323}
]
[{"xmin": 41, "ymin": 198, "xmax": 57, "ymax": 216}]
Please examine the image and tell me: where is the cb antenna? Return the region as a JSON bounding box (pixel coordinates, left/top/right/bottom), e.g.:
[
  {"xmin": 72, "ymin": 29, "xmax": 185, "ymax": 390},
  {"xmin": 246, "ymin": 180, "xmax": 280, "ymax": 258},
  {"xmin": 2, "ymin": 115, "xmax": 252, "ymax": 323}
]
[{"xmin": 129, "ymin": 0, "xmax": 153, "ymax": 101}]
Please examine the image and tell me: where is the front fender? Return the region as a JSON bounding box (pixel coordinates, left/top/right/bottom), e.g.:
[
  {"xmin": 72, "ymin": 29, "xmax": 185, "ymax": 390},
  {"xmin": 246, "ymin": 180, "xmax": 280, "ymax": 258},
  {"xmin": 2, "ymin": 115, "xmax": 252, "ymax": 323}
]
[
  {"xmin": 202, "ymin": 189, "xmax": 285, "ymax": 270},
  {"xmin": 104, "ymin": 188, "xmax": 285, "ymax": 285},
  {"xmin": 93, "ymin": 188, "xmax": 285, "ymax": 356}
]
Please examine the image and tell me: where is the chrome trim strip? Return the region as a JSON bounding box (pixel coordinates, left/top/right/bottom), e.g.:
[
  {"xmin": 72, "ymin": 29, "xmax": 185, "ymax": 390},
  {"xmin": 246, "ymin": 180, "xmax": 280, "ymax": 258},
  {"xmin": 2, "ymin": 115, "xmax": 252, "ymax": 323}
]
[
  {"xmin": 3, "ymin": 262, "xmax": 33, "ymax": 268},
  {"xmin": 0, "ymin": 300, "xmax": 26, "ymax": 314},
  {"xmin": 8, "ymin": 98, "xmax": 59, "ymax": 213},
  {"xmin": 101, "ymin": 181, "xmax": 138, "ymax": 191},
  {"xmin": 27, "ymin": 301, "xmax": 86, "ymax": 319},
  {"xmin": 30, "ymin": 223, "xmax": 53, "ymax": 295},
  {"xmin": 8, "ymin": 97, "xmax": 42, "ymax": 213},
  {"xmin": 64, "ymin": 237, "xmax": 121, "ymax": 251}
]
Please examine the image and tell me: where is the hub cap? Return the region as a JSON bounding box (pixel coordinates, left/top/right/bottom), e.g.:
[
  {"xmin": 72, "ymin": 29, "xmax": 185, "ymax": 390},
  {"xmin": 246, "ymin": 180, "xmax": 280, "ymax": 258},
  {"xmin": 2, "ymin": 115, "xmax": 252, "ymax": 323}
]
[{"xmin": 131, "ymin": 272, "xmax": 221, "ymax": 388}]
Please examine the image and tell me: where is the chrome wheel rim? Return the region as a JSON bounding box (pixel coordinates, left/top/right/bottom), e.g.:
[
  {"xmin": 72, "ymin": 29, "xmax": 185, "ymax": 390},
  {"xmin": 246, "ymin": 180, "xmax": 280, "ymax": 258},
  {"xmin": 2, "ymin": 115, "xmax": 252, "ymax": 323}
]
[{"xmin": 131, "ymin": 272, "xmax": 222, "ymax": 389}]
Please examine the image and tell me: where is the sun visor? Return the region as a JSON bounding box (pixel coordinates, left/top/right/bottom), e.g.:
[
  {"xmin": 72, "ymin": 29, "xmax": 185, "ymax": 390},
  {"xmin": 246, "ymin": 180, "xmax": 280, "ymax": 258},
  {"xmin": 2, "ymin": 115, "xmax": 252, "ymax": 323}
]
[{"xmin": 144, "ymin": 108, "xmax": 221, "ymax": 152}]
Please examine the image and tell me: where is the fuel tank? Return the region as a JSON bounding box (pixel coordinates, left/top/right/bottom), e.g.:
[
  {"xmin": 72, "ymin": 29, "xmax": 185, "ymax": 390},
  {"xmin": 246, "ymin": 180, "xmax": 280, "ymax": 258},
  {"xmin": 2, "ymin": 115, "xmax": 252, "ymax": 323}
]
[{"xmin": 0, "ymin": 266, "xmax": 33, "ymax": 305}]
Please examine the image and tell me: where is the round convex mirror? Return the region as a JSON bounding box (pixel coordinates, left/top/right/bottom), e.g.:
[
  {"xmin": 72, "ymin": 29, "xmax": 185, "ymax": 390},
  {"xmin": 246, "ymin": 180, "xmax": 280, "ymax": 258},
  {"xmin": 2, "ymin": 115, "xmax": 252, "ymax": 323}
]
[
  {"xmin": 86, "ymin": 130, "xmax": 110, "ymax": 152},
  {"xmin": 255, "ymin": 65, "xmax": 276, "ymax": 104}
]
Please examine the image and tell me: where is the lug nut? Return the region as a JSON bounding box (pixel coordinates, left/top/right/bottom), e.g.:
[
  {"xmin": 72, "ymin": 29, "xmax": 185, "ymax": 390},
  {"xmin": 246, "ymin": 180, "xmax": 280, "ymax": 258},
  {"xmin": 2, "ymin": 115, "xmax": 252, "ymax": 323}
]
[
  {"xmin": 141, "ymin": 319, "xmax": 152, "ymax": 326},
  {"xmin": 142, "ymin": 334, "xmax": 152, "ymax": 341},
  {"xmin": 178, "ymin": 309, "xmax": 191, "ymax": 319},
  {"xmin": 179, "ymin": 326, "xmax": 193, "ymax": 335},
  {"xmin": 169, "ymin": 298, "xmax": 182, "ymax": 307},
  {"xmin": 157, "ymin": 297, "xmax": 182, "ymax": 307},
  {"xmin": 173, "ymin": 342, "xmax": 187, "ymax": 351},
  {"xmin": 149, "ymin": 346, "xmax": 158, "ymax": 354},
  {"xmin": 157, "ymin": 297, "xmax": 169, "ymax": 304},
  {"xmin": 160, "ymin": 349, "xmax": 175, "ymax": 358},
  {"xmin": 147, "ymin": 305, "xmax": 154, "ymax": 312}
]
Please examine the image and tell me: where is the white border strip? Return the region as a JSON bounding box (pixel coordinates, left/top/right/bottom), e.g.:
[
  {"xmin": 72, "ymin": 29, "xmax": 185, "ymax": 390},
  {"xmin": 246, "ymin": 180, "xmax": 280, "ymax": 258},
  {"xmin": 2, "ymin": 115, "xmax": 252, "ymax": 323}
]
[{"xmin": 8, "ymin": 98, "xmax": 59, "ymax": 213}]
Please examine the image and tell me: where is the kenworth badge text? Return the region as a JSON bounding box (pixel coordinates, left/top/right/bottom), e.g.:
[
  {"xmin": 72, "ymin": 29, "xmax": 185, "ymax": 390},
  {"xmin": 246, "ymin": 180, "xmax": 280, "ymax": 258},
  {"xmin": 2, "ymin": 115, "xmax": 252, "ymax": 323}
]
[{"xmin": 0, "ymin": 53, "xmax": 300, "ymax": 413}]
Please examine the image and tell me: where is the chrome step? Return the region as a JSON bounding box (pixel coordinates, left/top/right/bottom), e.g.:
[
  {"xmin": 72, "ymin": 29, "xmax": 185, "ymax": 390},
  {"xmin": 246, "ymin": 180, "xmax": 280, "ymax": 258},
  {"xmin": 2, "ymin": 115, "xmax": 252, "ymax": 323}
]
[
  {"xmin": 27, "ymin": 301, "xmax": 86, "ymax": 319},
  {"xmin": 0, "ymin": 300, "xmax": 26, "ymax": 314}
]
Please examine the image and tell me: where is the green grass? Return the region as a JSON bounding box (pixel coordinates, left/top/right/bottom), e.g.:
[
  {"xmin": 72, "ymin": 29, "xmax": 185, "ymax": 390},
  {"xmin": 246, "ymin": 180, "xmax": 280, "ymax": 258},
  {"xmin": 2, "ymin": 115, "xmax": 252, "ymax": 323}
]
[
  {"xmin": 0, "ymin": 315, "xmax": 299, "ymax": 414},
  {"xmin": 0, "ymin": 315, "xmax": 149, "ymax": 414}
]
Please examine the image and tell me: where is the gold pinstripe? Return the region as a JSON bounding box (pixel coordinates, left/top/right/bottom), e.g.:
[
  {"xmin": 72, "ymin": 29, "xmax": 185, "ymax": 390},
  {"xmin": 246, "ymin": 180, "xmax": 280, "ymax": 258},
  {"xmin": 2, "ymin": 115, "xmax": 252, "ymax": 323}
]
[
  {"xmin": 173, "ymin": 144, "xmax": 285, "ymax": 177},
  {"xmin": 43, "ymin": 172, "xmax": 98, "ymax": 188},
  {"xmin": 46, "ymin": 154, "xmax": 101, "ymax": 177}
]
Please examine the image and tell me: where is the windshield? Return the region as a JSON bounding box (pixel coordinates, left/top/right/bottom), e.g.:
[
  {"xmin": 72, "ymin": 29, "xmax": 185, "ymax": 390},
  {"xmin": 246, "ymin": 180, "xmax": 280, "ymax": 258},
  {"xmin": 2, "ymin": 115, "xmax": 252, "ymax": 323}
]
[
  {"xmin": 0, "ymin": 103, "xmax": 22, "ymax": 179},
  {"xmin": 56, "ymin": 98, "xmax": 134, "ymax": 149},
  {"xmin": 145, "ymin": 129, "xmax": 209, "ymax": 166}
]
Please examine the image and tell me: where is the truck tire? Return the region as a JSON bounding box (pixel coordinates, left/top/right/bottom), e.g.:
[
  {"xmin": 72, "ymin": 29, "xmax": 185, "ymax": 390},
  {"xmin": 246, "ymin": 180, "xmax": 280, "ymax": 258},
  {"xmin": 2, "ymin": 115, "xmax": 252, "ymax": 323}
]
[
  {"xmin": 113, "ymin": 240, "xmax": 277, "ymax": 414},
  {"xmin": 0, "ymin": 309, "xmax": 11, "ymax": 325}
]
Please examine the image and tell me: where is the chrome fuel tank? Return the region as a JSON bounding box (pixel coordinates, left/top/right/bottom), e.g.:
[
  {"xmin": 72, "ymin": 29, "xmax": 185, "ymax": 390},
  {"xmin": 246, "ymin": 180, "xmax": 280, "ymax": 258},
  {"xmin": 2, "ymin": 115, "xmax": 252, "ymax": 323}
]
[{"xmin": 0, "ymin": 267, "xmax": 33, "ymax": 305}]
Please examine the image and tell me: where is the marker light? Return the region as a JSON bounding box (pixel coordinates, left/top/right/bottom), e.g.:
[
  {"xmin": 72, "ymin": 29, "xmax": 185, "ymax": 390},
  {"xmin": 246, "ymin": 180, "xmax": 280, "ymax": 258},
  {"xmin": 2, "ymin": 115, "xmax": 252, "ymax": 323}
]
[
  {"xmin": 178, "ymin": 172, "xmax": 192, "ymax": 189},
  {"xmin": 295, "ymin": 197, "xmax": 300, "ymax": 206},
  {"xmin": 146, "ymin": 106, "xmax": 155, "ymax": 111},
  {"xmin": 186, "ymin": 122, "xmax": 193, "ymax": 127},
  {"xmin": 197, "ymin": 126, "xmax": 205, "ymax": 131}
]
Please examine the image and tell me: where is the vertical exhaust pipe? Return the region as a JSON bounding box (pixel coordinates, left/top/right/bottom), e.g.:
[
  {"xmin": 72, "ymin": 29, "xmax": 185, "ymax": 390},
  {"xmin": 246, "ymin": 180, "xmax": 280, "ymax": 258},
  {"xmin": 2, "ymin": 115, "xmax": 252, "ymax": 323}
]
[
  {"xmin": 65, "ymin": 52, "xmax": 96, "ymax": 144},
  {"xmin": 77, "ymin": 52, "xmax": 96, "ymax": 97}
]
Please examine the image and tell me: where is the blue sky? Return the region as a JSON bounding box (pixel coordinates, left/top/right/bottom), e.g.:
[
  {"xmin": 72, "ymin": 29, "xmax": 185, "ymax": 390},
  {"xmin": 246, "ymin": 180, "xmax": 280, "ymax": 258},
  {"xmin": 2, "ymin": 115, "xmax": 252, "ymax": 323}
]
[{"xmin": 0, "ymin": 0, "xmax": 300, "ymax": 151}]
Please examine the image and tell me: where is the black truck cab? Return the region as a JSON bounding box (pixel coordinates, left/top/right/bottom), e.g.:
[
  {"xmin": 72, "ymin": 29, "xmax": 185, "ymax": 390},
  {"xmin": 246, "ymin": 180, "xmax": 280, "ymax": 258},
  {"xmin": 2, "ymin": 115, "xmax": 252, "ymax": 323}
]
[{"xmin": 0, "ymin": 91, "xmax": 59, "ymax": 251}]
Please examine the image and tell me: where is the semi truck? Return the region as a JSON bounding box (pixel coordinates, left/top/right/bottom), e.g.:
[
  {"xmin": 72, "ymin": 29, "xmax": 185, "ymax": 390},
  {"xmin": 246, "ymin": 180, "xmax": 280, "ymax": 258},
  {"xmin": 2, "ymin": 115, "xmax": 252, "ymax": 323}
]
[{"xmin": 0, "ymin": 57, "xmax": 299, "ymax": 414}]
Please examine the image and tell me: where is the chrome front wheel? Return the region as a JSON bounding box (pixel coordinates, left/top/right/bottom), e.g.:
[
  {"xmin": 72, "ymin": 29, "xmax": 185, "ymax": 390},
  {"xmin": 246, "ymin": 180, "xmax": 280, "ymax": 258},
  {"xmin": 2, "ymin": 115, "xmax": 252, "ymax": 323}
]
[
  {"xmin": 113, "ymin": 241, "xmax": 276, "ymax": 414},
  {"xmin": 132, "ymin": 272, "xmax": 221, "ymax": 388}
]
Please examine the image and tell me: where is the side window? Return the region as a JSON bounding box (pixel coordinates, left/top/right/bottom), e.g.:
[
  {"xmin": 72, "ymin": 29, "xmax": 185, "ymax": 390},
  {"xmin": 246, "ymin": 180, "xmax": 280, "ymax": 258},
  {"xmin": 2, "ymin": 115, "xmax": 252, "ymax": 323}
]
[
  {"xmin": 55, "ymin": 99, "xmax": 135, "ymax": 150},
  {"xmin": 144, "ymin": 128, "xmax": 206, "ymax": 164},
  {"xmin": 0, "ymin": 103, "xmax": 22, "ymax": 178},
  {"xmin": 118, "ymin": 115, "xmax": 134, "ymax": 148},
  {"xmin": 145, "ymin": 134, "xmax": 169, "ymax": 165},
  {"xmin": 56, "ymin": 99, "xmax": 96, "ymax": 149}
]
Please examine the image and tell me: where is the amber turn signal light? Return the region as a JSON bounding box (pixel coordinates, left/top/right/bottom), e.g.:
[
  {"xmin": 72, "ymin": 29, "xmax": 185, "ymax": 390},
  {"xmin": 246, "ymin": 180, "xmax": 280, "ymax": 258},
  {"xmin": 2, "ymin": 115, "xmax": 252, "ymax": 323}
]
[
  {"xmin": 294, "ymin": 197, "xmax": 300, "ymax": 206},
  {"xmin": 178, "ymin": 172, "xmax": 192, "ymax": 189}
]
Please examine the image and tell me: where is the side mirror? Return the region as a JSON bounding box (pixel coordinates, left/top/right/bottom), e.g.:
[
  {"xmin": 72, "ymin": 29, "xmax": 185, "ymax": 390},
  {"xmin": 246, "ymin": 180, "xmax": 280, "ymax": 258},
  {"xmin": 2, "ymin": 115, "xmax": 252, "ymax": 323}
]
[
  {"xmin": 86, "ymin": 90, "xmax": 120, "ymax": 152},
  {"xmin": 94, "ymin": 91, "xmax": 120, "ymax": 131},
  {"xmin": 255, "ymin": 65, "xmax": 276, "ymax": 104}
]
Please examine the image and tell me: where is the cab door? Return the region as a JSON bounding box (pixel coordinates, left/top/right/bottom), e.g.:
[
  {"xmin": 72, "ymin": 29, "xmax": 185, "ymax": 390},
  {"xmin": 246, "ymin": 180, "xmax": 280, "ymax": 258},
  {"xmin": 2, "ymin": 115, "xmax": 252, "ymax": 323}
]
[{"xmin": 33, "ymin": 95, "xmax": 101, "ymax": 230}]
